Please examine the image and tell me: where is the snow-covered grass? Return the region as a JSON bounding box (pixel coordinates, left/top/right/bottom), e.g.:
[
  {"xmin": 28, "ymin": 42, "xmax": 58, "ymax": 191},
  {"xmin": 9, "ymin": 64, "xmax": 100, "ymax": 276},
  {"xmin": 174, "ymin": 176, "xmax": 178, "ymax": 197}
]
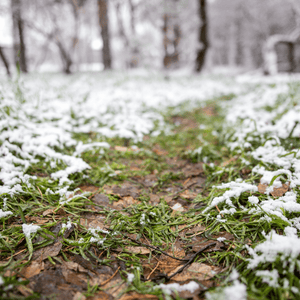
[{"xmin": 1, "ymin": 71, "xmax": 300, "ymax": 299}]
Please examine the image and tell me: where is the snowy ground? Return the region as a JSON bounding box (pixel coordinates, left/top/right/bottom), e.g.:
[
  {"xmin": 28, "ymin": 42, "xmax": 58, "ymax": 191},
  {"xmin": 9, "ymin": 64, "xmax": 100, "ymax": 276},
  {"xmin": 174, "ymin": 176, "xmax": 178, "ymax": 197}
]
[{"xmin": 1, "ymin": 71, "xmax": 300, "ymax": 299}]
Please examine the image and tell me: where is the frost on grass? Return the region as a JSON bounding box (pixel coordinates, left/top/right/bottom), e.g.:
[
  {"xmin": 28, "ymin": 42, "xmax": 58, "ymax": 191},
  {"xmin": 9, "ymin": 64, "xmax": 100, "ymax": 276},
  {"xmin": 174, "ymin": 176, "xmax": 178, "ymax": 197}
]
[
  {"xmin": 201, "ymin": 78, "xmax": 300, "ymax": 298},
  {"xmin": 22, "ymin": 224, "xmax": 40, "ymax": 238},
  {"xmin": 0, "ymin": 74, "xmax": 239, "ymax": 206},
  {"xmin": 0, "ymin": 209, "xmax": 13, "ymax": 219},
  {"xmin": 157, "ymin": 281, "xmax": 199, "ymax": 295}
]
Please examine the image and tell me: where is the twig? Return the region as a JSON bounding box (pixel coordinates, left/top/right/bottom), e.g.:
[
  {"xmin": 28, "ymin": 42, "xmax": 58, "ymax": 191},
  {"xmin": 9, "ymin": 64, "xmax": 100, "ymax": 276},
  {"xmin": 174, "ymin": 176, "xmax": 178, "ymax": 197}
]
[
  {"xmin": 104, "ymin": 227, "xmax": 188, "ymax": 262},
  {"xmin": 5, "ymin": 248, "xmax": 26, "ymax": 260},
  {"xmin": 146, "ymin": 261, "xmax": 160, "ymax": 280},
  {"xmin": 215, "ymin": 205, "xmax": 224, "ymax": 217},
  {"xmin": 167, "ymin": 242, "xmax": 216, "ymax": 280},
  {"xmin": 189, "ymin": 228, "xmax": 210, "ymax": 237},
  {"xmin": 100, "ymin": 266, "xmax": 120, "ymax": 286},
  {"xmin": 37, "ymin": 186, "xmax": 43, "ymax": 199}
]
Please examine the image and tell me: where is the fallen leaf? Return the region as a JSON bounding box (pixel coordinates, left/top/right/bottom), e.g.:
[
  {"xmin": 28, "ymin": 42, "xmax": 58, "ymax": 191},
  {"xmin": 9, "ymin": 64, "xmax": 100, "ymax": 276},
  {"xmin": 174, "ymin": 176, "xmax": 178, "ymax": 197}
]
[
  {"xmin": 73, "ymin": 291, "xmax": 86, "ymax": 300},
  {"xmin": 31, "ymin": 269, "xmax": 72, "ymax": 300},
  {"xmin": 78, "ymin": 185, "xmax": 99, "ymax": 194},
  {"xmin": 119, "ymin": 292, "xmax": 159, "ymax": 300},
  {"xmin": 171, "ymin": 203, "xmax": 185, "ymax": 212},
  {"xmin": 43, "ymin": 208, "xmax": 55, "ymax": 216},
  {"xmin": 113, "ymin": 196, "xmax": 141, "ymax": 209},
  {"xmin": 101, "ymin": 275, "xmax": 127, "ymax": 298},
  {"xmin": 4, "ymin": 270, "xmax": 16, "ymax": 277},
  {"xmin": 125, "ymin": 246, "xmax": 151, "ymax": 254},
  {"xmin": 221, "ymin": 156, "xmax": 237, "ymax": 167},
  {"xmin": 202, "ymin": 106, "xmax": 216, "ymax": 116},
  {"xmin": 17, "ymin": 285, "xmax": 34, "ymax": 297},
  {"xmin": 180, "ymin": 190, "xmax": 198, "ymax": 199},
  {"xmin": 191, "ymin": 238, "xmax": 224, "ymax": 253},
  {"xmin": 183, "ymin": 177, "xmax": 205, "ymax": 189},
  {"xmin": 62, "ymin": 261, "xmax": 87, "ymax": 273},
  {"xmin": 258, "ymin": 183, "xmax": 267, "ymax": 194},
  {"xmin": 271, "ymin": 183, "xmax": 289, "ymax": 198},
  {"xmin": 87, "ymin": 290, "xmax": 113, "ymax": 300},
  {"xmin": 149, "ymin": 194, "xmax": 160, "ymax": 204},
  {"xmin": 21, "ymin": 261, "xmax": 45, "ymax": 278},
  {"xmin": 61, "ymin": 268, "xmax": 87, "ymax": 288},
  {"xmin": 115, "ymin": 146, "xmax": 128, "ymax": 152},
  {"xmin": 32, "ymin": 241, "xmax": 62, "ymax": 261},
  {"xmin": 185, "ymin": 225, "xmax": 206, "ymax": 235},
  {"xmin": 170, "ymin": 262, "xmax": 221, "ymax": 281},
  {"xmin": 258, "ymin": 182, "xmax": 289, "ymax": 197},
  {"xmin": 182, "ymin": 163, "xmax": 203, "ymax": 177},
  {"xmin": 159, "ymin": 242, "xmax": 185, "ymax": 274}
]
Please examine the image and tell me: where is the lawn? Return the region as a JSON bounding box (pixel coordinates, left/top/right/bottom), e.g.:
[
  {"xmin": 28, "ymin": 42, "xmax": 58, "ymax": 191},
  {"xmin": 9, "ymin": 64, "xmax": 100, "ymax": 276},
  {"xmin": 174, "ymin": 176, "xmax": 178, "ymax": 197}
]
[{"xmin": 1, "ymin": 71, "xmax": 300, "ymax": 299}]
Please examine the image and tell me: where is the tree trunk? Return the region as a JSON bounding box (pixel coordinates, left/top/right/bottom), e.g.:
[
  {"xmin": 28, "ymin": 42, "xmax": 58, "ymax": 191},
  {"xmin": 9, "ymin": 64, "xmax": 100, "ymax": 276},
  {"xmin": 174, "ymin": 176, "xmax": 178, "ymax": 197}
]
[
  {"xmin": 0, "ymin": 47, "xmax": 11, "ymax": 77},
  {"xmin": 56, "ymin": 39, "xmax": 73, "ymax": 74},
  {"xmin": 162, "ymin": 0, "xmax": 180, "ymax": 69},
  {"xmin": 228, "ymin": 21, "xmax": 238, "ymax": 66},
  {"xmin": 128, "ymin": 0, "xmax": 139, "ymax": 67},
  {"xmin": 11, "ymin": 0, "xmax": 27, "ymax": 73},
  {"xmin": 97, "ymin": 0, "xmax": 112, "ymax": 70},
  {"xmin": 195, "ymin": 0, "xmax": 208, "ymax": 72},
  {"xmin": 115, "ymin": 2, "xmax": 130, "ymax": 67}
]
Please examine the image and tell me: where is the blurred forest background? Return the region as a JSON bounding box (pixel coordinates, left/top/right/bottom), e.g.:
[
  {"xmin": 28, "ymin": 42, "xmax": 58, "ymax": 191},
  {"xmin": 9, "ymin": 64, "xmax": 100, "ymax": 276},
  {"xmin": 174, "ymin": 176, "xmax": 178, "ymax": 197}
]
[{"xmin": 0, "ymin": 0, "xmax": 300, "ymax": 76}]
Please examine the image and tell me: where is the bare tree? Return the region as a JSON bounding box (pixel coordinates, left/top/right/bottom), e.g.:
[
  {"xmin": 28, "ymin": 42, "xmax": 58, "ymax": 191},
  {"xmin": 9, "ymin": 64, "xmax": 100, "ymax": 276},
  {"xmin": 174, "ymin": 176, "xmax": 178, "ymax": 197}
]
[
  {"xmin": 163, "ymin": 0, "xmax": 181, "ymax": 69},
  {"xmin": 195, "ymin": 0, "xmax": 208, "ymax": 72},
  {"xmin": 11, "ymin": 0, "xmax": 27, "ymax": 73},
  {"xmin": 0, "ymin": 47, "xmax": 11, "ymax": 76},
  {"xmin": 97, "ymin": 0, "xmax": 112, "ymax": 69}
]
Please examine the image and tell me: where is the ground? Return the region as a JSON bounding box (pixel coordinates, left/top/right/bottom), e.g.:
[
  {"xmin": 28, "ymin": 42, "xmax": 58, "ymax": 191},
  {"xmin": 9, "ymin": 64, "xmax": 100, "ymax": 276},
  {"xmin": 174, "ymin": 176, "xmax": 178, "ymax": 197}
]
[{"xmin": 1, "ymin": 71, "xmax": 300, "ymax": 300}]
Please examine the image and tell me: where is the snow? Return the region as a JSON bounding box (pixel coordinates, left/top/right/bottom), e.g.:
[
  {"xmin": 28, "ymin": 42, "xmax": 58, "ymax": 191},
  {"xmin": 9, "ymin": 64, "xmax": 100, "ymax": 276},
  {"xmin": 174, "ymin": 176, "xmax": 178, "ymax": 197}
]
[
  {"xmin": 127, "ymin": 273, "xmax": 134, "ymax": 283},
  {"xmin": 0, "ymin": 209, "xmax": 13, "ymax": 218},
  {"xmin": 158, "ymin": 281, "xmax": 199, "ymax": 295},
  {"xmin": 217, "ymin": 237, "xmax": 226, "ymax": 242},
  {"xmin": 22, "ymin": 224, "xmax": 40, "ymax": 238}
]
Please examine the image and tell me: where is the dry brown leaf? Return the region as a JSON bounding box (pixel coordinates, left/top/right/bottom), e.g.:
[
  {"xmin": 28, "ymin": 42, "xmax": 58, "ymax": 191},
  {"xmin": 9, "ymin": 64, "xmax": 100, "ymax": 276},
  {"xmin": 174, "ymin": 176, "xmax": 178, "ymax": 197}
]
[
  {"xmin": 80, "ymin": 214, "xmax": 106, "ymax": 230},
  {"xmin": 115, "ymin": 146, "xmax": 128, "ymax": 152},
  {"xmin": 182, "ymin": 163, "xmax": 203, "ymax": 177},
  {"xmin": 221, "ymin": 156, "xmax": 237, "ymax": 167},
  {"xmin": 130, "ymin": 166, "xmax": 141, "ymax": 171},
  {"xmin": 78, "ymin": 185, "xmax": 99, "ymax": 194},
  {"xmin": 258, "ymin": 182, "xmax": 289, "ymax": 197},
  {"xmin": 180, "ymin": 190, "xmax": 198, "ymax": 199},
  {"xmin": 202, "ymin": 106, "xmax": 216, "ymax": 116},
  {"xmin": 101, "ymin": 276, "xmax": 127, "ymax": 298},
  {"xmin": 271, "ymin": 183, "xmax": 289, "ymax": 198},
  {"xmin": 32, "ymin": 241, "xmax": 62, "ymax": 261},
  {"xmin": 73, "ymin": 292, "xmax": 86, "ymax": 300},
  {"xmin": 119, "ymin": 292, "xmax": 159, "ymax": 300},
  {"xmin": 149, "ymin": 194, "xmax": 160, "ymax": 204},
  {"xmin": 21, "ymin": 261, "xmax": 44, "ymax": 279},
  {"xmin": 153, "ymin": 148, "xmax": 168, "ymax": 156},
  {"xmin": 113, "ymin": 196, "xmax": 140, "ymax": 208},
  {"xmin": 62, "ymin": 261, "xmax": 87, "ymax": 273},
  {"xmin": 4, "ymin": 270, "xmax": 16, "ymax": 277},
  {"xmin": 159, "ymin": 242, "xmax": 185, "ymax": 274},
  {"xmin": 61, "ymin": 268, "xmax": 87, "ymax": 288},
  {"xmin": 171, "ymin": 203, "xmax": 185, "ymax": 212},
  {"xmin": 43, "ymin": 208, "xmax": 54, "ymax": 216},
  {"xmin": 87, "ymin": 290, "xmax": 113, "ymax": 300},
  {"xmin": 185, "ymin": 224, "xmax": 206, "ymax": 235},
  {"xmin": 17, "ymin": 285, "xmax": 34, "ymax": 297},
  {"xmin": 258, "ymin": 183, "xmax": 267, "ymax": 194},
  {"xmin": 170, "ymin": 262, "xmax": 221, "ymax": 281},
  {"xmin": 125, "ymin": 246, "xmax": 151, "ymax": 254}
]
